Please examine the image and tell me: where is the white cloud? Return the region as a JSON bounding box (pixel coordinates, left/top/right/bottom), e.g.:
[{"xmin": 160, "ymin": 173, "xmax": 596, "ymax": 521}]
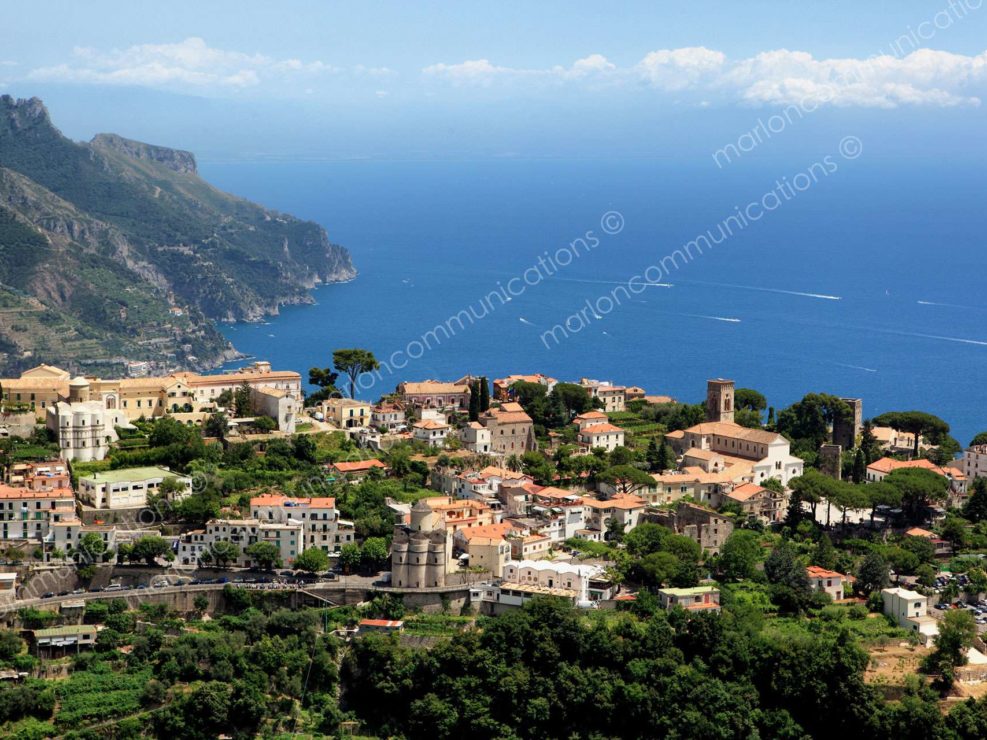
[
  {"xmin": 27, "ymin": 37, "xmax": 337, "ymax": 90},
  {"xmin": 635, "ymin": 47, "xmax": 726, "ymax": 90},
  {"xmin": 423, "ymin": 46, "xmax": 987, "ymax": 108},
  {"xmin": 423, "ymin": 54, "xmax": 619, "ymax": 86},
  {"xmin": 422, "ymin": 59, "xmax": 516, "ymax": 86}
]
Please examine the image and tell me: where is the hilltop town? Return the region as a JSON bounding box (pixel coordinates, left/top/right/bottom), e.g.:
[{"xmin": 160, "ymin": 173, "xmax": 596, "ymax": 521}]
[{"xmin": 1, "ymin": 357, "xmax": 987, "ymax": 735}]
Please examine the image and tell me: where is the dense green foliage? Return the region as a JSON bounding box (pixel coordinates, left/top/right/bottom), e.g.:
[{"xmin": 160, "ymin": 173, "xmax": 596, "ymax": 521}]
[{"xmin": 341, "ymin": 597, "xmax": 987, "ymax": 739}]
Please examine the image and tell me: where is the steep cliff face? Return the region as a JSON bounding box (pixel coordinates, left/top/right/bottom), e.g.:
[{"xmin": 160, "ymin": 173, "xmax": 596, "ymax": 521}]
[
  {"xmin": 90, "ymin": 133, "xmax": 198, "ymax": 174},
  {"xmin": 0, "ymin": 95, "xmax": 357, "ymax": 374}
]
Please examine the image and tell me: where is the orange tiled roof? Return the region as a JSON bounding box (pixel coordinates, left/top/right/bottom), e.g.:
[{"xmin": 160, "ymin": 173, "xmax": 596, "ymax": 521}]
[
  {"xmin": 726, "ymin": 482, "xmax": 767, "ymax": 501},
  {"xmin": 583, "ymin": 494, "xmax": 647, "ymax": 510},
  {"xmin": 579, "ymin": 423, "xmax": 624, "ymax": 435},
  {"xmin": 0, "ymin": 485, "xmax": 73, "ymax": 500},
  {"xmin": 807, "ymin": 565, "xmax": 846, "ymax": 580},
  {"xmin": 868, "ymin": 457, "xmax": 947, "ymax": 476},
  {"xmin": 250, "ymin": 494, "xmax": 336, "ymax": 509},
  {"xmin": 331, "ymin": 460, "xmax": 388, "ymax": 473}
]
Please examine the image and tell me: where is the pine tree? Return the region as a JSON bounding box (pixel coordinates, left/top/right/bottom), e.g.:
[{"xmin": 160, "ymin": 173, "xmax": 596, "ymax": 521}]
[
  {"xmin": 479, "ymin": 376, "xmax": 490, "ymax": 411},
  {"xmin": 766, "ymin": 406, "xmax": 776, "ymax": 429}
]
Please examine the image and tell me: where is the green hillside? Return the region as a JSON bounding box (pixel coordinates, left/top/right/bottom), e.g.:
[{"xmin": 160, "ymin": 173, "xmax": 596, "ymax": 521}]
[{"xmin": 0, "ymin": 96, "xmax": 355, "ymax": 375}]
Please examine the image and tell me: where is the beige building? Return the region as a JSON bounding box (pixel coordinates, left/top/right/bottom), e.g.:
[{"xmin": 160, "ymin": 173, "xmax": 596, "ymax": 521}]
[
  {"xmin": 667, "ymin": 421, "xmax": 804, "ymax": 485},
  {"xmin": 582, "ymin": 494, "xmax": 647, "ymax": 538},
  {"xmin": 467, "ymin": 535, "xmax": 511, "ymax": 577},
  {"xmin": 963, "ymin": 444, "xmax": 987, "ymax": 481},
  {"xmin": 321, "ymin": 398, "xmax": 371, "ymax": 429},
  {"xmin": 882, "ymin": 587, "xmax": 938, "ymax": 644},
  {"xmin": 6, "ymin": 361, "xmax": 302, "ymax": 430},
  {"xmin": 479, "ymin": 402, "xmax": 536, "ymax": 454},
  {"xmin": 705, "ymin": 379, "xmax": 735, "ymax": 423},
  {"xmin": 578, "ymin": 379, "xmax": 626, "ymax": 413},
  {"xmin": 722, "ymin": 481, "xmax": 787, "ymax": 523}
]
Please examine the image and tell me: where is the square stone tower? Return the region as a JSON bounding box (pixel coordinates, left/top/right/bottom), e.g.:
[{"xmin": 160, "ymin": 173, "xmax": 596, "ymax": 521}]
[{"xmin": 706, "ymin": 379, "xmax": 735, "ymax": 423}]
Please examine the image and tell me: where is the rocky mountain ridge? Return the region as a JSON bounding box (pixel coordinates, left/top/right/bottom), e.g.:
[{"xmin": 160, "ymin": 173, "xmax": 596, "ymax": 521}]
[{"xmin": 0, "ymin": 95, "xmax": 356, "ymax": 375}]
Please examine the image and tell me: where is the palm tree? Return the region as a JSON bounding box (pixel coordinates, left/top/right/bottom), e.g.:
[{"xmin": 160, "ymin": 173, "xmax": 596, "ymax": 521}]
[{"xmin": 505, "ymin": 454, "xmax": 523, "ymax": 472}]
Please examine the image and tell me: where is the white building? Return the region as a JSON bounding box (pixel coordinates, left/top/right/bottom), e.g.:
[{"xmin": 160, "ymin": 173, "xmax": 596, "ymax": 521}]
[
  {"xmin": 469, "ymin": 559, "xmax": 614, "ymax": 610},
  {"xmin": 576, "ymin": 423, "xmax": 625, "ymax": 452},
  {"xmin": 0, "ymin": 484, "xmax": 76, "ymax": 544},
  {"xmin": 78, "ymin": 467, "xmax": 192, "ymax": 510},
  {"xmin": 47, "ymin": 379, "xmax": 124, "ymax": 462},
  {"xmin": 658, "ymin": 585, "xmax": 721, "ymax": 613},
  {"xmin": 882, "ymin": 587, "xmax": 939, "ymax": 644},
  {"xmin": 807, "ymin": 566, "xmax": 849, "ymax": 601},
  {"xmin": 460, "ymin": 422, "xmax": 492, "ymax": 454},
  {"xmin": 250, "ymin": 493, "xmax": 355, "ymax": 553},
  {"xmin": 49, "ymin": 521, "xmax": 116, "ymax": 558},
  {"xmin": 178, "ymin": 518, "xmax": 305, "ymax": 568},
  {"xmin": 413, "ymin": 419, "xmax": 450, "ymax": 447},
  {"xmin": 371, "ymin": 403, "xmax": 405, "ymax": 430}
]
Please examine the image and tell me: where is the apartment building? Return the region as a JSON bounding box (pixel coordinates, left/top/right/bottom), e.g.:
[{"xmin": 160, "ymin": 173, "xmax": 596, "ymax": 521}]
[{"xmin": 250, "ymin": 493, "xmax": 355, "ymax": 553}]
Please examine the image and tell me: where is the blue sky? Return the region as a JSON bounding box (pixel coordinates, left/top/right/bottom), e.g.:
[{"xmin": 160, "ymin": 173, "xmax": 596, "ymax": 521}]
[{"xmin": 2, "ymin": 1, "xmax": 986, "ymax": 159}]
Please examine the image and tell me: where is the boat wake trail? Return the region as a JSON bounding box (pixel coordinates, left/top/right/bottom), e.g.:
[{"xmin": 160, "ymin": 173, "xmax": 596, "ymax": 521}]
[
  {"xmin": 917, "ymin": 300, "xmax": 986, "ymax": 311},
  {"xmin": 834, "ymin": 362, "xmax": 877, "ymax": 373},
  {"xmin": 682, "ymin": 313, "xmax": 741, "ymax": 324},
  {"xmin": 550, "ymin": 277, "xmax": 673, "ymax": 288},
  {"xmin": 682, "ymin": 279, "xmax": 841, "ymax": 301}
]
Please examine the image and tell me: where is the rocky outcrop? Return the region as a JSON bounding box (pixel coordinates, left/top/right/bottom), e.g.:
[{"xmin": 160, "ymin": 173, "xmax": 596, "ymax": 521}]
[{"xmin": 90, "ymin": 133, "xmax": 198, "ymax": 174}]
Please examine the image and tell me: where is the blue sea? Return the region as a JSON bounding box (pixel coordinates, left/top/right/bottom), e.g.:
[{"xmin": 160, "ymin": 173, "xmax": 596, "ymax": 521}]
[{"xmin": 201, "ymin": 157, "xmax": 987, "ymax": 446}]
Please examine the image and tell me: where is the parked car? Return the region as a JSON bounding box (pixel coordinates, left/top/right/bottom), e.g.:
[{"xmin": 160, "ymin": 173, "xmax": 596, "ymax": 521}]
[{"xmin": 42, "ymin": 592, "xmax": 54, "ymax": 599}]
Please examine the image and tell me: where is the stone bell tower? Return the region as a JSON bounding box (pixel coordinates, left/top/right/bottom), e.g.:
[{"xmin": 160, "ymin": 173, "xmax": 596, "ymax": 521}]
[{"xmin": 706, "ymin": 378, "xmax": 735, "ymax": 423}]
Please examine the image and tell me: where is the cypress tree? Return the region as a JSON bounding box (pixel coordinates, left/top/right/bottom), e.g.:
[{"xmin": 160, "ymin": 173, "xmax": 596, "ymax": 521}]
[
  {"xmin": 468, "ymin": 381, "xmax": 480, "ymax": 422},
  {"xmin": 479, "ymin": 376, "xmax": 490, "ymax": 411},
  {"xmin": 851, "ymin": 448, "xmax": 866, "ymax": 484},
  {"xmin": 646, "ymin": 437, "xmax": 661, "ymax": 472}
]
